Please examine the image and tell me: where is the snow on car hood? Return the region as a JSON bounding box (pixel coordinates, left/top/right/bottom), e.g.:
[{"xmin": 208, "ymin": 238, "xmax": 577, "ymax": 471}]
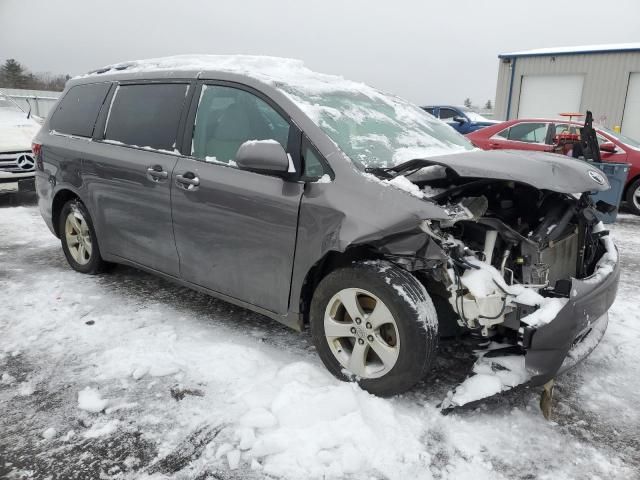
[
  {"xmin": 416, "ymin": 149, "xmax": 611, "ymax": 193},
  {"xmin": 0, "ymin": 108, "xmax": 40, "ymax": 151}
]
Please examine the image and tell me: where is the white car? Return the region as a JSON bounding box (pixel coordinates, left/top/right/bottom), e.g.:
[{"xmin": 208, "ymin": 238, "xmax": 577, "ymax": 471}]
[{"xmin": 0, "ymin": 94, "xmax": 41, "ymax": 191}]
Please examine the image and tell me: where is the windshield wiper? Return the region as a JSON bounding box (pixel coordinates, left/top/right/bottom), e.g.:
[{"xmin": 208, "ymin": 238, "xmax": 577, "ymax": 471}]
[{"xmin": 365, "ymin": 158, "xmax": 438, "ymax": 179}]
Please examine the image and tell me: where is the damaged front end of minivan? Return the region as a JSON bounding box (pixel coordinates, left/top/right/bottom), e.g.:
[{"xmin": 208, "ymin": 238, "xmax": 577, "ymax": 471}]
[{"xmin": 365, "ymin": 150, "xmax": 620, "ymax": 408}]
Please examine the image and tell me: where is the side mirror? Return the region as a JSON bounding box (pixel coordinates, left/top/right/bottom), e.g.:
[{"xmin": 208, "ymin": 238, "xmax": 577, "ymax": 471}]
[
  {"xmin": 452, "ymin": 116, "xmax": 467, "ymax": 124},
  {"xmin": 599, "ymin": 142, "xmax": 617, "ymax": 154},
  {"xmin": 235, "ymin": 140, "xmax": 291, "ymax": 174}
]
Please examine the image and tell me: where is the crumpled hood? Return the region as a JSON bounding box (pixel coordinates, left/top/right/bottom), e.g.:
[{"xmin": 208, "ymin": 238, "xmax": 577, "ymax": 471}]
[
  {"xmin": 421, "ymin": 149, "xmax": 611, "ymax": 193},
  {"xmin": 0, "ymin": 109, "xmax": 40, "ymax": 151}
]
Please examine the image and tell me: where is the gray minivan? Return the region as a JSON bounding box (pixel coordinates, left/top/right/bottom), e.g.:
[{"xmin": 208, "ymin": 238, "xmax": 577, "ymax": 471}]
[{"xmin": 34, "ymin": 56, "xmax": 619, "ymax": 399}]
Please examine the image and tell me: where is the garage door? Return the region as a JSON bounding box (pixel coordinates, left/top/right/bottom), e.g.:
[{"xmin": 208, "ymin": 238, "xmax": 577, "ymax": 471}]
[
  {"xmin": 622, "ymin": 73, "xmax": 640, "ymax": 142},
  {"xmin": 517, "ymin": 74, "xmax": 584, "ymax": 119}
]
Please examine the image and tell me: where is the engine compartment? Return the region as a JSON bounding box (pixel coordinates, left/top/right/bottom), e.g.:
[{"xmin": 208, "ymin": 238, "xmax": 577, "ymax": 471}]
[{"xmin": 414, "ymin": 176, "xmax": 610, "ymax": 337}]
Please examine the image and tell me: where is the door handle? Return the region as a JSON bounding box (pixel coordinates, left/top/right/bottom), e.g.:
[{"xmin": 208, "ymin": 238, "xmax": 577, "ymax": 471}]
[
  {"xmin": 489, "ymin": 142, "xmax": 502, "ymax": 149},
  {"xmin": 146, "ymin": 165, "xmax": 168, "ymax": 181},
  {"xmin": 176, "ymin": 173, "xmax": 200, "ymax": 189}
]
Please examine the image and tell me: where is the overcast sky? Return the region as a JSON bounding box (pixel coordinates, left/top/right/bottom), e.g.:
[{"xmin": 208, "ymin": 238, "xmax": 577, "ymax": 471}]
[{"xmin": 2, "ymin": 0, "xmax": 639, "ymax": 106}]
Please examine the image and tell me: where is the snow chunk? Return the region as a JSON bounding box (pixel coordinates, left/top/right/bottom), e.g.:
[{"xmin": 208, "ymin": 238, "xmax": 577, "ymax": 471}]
[
  {"xmin": 83, "ymin": 420, "xmax": 119, "ymax": 438},
  {"xmin": 78, "ymin": 387, "xmax": 109, "ymax": 413},
  {"xmin": 447, "ymin": 355, "xmax": 530, "ymax": 407},
  {"xmin": 42, "ymin": 427, "xmax": 56, "ymax": 440},
  {"xmin": 382, "ymin": 175, "xmax": 424, "ymax": 198},
  {"xmin": 227, "ymin": 449, "xmax": 241, "ymax": 470},
  {"xmin": 239, "ymin": 408, "xmax": 278, "ymax": 429},
  {"xmin": 314, "ymin": 174, "xmax": 331, "ymax": 184}
]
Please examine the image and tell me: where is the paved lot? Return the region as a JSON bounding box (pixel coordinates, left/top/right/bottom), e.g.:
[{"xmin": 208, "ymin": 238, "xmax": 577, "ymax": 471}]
[{"xmin": 1, "ymin": 192, "xmax": 639, "ymax": 479}]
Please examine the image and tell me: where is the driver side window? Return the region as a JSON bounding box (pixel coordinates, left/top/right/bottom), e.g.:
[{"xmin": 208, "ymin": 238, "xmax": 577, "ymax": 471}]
[
  {"xmin": 191, "ymin": 85, "xmax": 290, "ymax": 166},
  {"xmin": 439, "ymin": 108, "xmax": 460, "ymax": 121}
]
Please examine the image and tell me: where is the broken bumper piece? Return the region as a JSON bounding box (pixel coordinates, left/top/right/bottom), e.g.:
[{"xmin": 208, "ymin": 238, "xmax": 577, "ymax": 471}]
[
  {"xmin": 523, "ymin": 256, "xmax": 619, "ymax": 386},
  {"xmin": 444, "ymin": 252, "xmax": 619, "ymax": 409}
]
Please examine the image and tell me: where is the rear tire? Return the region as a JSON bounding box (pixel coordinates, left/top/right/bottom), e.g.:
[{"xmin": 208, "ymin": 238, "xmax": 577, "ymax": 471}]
[
  {"xmin": 310, "ymin": 261, "xmax": 438, "ymax": 396},
  {"xmin": 625, "ymin": 178, "xmax": 640, "ymax": 216},
  {"xmin": 59, "ymin": 199, "xmax": 107, "ymax": 274}
]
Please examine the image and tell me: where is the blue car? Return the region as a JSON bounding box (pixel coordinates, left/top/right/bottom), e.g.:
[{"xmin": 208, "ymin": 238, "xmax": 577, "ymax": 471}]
[{"xmin": 422, "ymin": 105, "xmax": 499, "ymax": 134}]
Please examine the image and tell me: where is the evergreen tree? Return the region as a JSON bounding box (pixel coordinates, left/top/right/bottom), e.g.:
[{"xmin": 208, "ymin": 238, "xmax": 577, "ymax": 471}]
[
  {"xmin": 463, "ymin": 97, "xmax": 472, "ymax": 108},
  {"xmin": 484, "ymin": 100, "xmax": 493, "ymax": 110},
  {"xmin": 0, "ymin": 59, "xmax": 28, "ymax": 88}
]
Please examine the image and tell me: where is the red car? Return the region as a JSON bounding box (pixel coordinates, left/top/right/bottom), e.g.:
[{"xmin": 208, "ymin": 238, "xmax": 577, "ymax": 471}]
[{"xmin": 467, "ymin": 119, "xmax": 640, "ymax": 214}]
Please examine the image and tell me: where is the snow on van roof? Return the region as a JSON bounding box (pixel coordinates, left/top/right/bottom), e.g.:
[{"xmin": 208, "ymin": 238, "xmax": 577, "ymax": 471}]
[
  {"xmin": 499, "ymin": 42, "xmax": 640, "ymax": 58},
  {"xmin": 83, "ymin": 54, "xmax": 373, "ymax": 95}
]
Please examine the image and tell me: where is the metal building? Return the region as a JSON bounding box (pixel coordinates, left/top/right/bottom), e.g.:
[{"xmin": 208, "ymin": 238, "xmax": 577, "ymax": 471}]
[{"xmin": 494, "ymin": 43, "xmax": 640, "ymax": 141}]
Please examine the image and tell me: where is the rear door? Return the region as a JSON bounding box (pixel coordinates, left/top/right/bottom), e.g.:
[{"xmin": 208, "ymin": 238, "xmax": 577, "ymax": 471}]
[
  {"xmin": 171, "ymin": 82, "xmax": 304, "ymax": 314},
  {"xmin": 85, "ymin": 81, "xmax": 193, "ymax": 276}
]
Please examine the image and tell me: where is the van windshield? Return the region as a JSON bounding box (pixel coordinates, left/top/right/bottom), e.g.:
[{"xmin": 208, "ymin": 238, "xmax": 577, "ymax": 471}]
[{"xmin": 280, "ymin": 88, "xmax": 475, "ymax": 169}]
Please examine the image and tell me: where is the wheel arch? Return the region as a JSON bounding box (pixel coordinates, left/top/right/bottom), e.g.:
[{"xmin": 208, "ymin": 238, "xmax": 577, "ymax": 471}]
[
  {"xmin": 51, "ymin": 188, "xmax": 82, "ymax": 238},
  {"xmin": 298, "ymin": 245, "xmax": 385, "ymax": 325},
  {"xmin": 623, "ymin": 173, "xmax": 640, "ymax": 198}
]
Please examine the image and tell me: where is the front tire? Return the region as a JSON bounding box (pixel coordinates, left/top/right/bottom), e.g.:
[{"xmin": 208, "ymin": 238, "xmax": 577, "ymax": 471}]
[
  {"xmin": 625, "ymin": 178, "xmax": 640, "ymax": 216},
  {"xmin": 310, "ymin": 261, "xmax": 438, "ymax": 396},
  {"xmin": 59, "ymin": 199, "xmax": 107, "ymax": 274}
]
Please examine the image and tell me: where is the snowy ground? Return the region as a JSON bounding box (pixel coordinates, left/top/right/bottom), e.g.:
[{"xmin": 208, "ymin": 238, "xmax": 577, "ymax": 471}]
[{"xmin": 1, "ymin": 193, "xmax": 639, "ymax": 480}]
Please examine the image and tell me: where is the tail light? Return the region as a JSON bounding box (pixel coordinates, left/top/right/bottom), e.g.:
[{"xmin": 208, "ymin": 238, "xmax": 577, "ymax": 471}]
[{"xmin": 32, "ymin": 142, "xmax": 43, "ymax": 170}]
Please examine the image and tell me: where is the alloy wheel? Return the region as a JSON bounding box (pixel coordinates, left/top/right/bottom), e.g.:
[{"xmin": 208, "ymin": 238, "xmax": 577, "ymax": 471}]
[
  {"xmin": 64, "ymin": 210, "xmax": 92, "ymax": 265},
  {"xmin": 323, "ymin": 288, "xmax": 400, "ymax": 379},
  {"xmin": 633, "ymin": 185, "xmax": 640, "ymax": 212}
]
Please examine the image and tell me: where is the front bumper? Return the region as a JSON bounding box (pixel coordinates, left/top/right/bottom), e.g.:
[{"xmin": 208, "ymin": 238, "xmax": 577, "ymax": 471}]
[{"xmin": 523, "ymin": 254, "xmax": 620, "ymax": 386}]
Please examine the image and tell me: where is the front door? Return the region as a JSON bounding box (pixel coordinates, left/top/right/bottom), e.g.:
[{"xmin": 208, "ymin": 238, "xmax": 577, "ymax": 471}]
[
  {"xmin": 172, "ymin": 83, "xmax": 304, "ymax": 314},
  {"xmin": 85, "ymin": 81, "xmax": 192, "ymax": 276}
]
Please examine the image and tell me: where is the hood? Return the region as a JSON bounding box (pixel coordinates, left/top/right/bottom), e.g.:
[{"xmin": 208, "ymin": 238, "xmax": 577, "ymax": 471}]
[
  {"xmin": 0, "ymin": 108, "xmax": 41, "ymax": 151},
  {"xmin": 418, "ymin": 149, "xmax": 611, "ymax": 193}
]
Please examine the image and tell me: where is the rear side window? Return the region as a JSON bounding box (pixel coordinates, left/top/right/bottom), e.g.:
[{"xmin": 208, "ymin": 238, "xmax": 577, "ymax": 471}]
[
  {"xmin": 50, "ymin": 83, "xmax": 111, "ymax": 137},
  {"xmin": 105, "ymin": 83, "xmax": 188, "ymax": 150},
  {"xmin": 505, "ymin": 122, "xmax": 548, "ymax": 143}
]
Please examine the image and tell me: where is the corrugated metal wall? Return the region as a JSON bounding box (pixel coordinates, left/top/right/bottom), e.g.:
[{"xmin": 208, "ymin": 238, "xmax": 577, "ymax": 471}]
[{"xmin": 494, "ymin": 52, "xmax": 640, "ymax": 128}]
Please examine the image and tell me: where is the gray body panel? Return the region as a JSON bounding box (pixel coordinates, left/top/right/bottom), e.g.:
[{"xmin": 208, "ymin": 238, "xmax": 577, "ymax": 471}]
[
  {"xmin": 171, "ymin": 157, "xmax": 304, "ymax": 315},
  {"xmin": 82, "ymin": 143, "xmax": 180, "ymax": 276}
]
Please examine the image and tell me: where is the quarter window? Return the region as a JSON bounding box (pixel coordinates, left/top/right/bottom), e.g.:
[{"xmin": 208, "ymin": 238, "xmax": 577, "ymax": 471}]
[
  {"xmin": 303, "ymin": 144, "xmax": 326, "ymax": 179},
  {"xmin": 50, "ymin": 83, "xmax": 111, "ymax": 137},
  {"xmin": 191, "ymin": 85, "xmax": 290, "ymax": 165},
  {"xmin": 500, "ymin": 122, "xmax": 548, "ymax": 143},
  {"xmin": 104, "ymin": 83, "xmax": 188, "ymax": 150}
]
